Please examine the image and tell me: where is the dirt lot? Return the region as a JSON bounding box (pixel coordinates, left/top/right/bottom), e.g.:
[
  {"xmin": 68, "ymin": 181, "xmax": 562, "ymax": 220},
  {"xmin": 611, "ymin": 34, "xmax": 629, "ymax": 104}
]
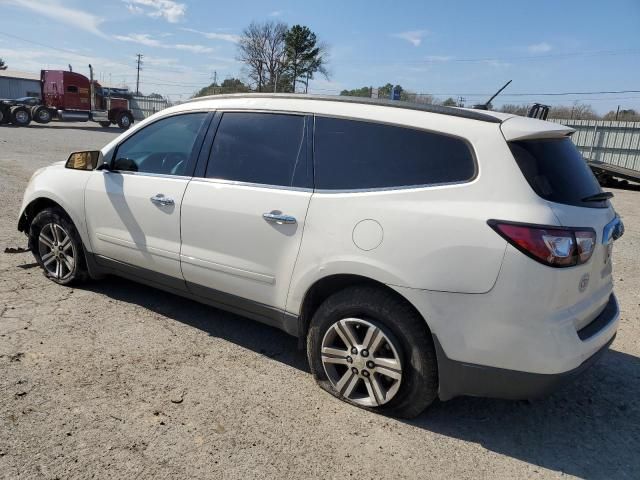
[{"xmin": 1, "ymin": 122, "xmax": 639, "ymax": 480}]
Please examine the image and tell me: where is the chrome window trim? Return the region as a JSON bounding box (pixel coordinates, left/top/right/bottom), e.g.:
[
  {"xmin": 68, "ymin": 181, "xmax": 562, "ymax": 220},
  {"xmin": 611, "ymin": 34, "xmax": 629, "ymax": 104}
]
[
  {"xmin": 105, "ymin": 170, "xmax": 192, "ymax": 181},
  {"xmin": 188, "ymin": 176, "xmax": 313, "ymax": 193},
  {"xmin": 312, "ymin": 178, "xmax": 478, "ymax": 195}
]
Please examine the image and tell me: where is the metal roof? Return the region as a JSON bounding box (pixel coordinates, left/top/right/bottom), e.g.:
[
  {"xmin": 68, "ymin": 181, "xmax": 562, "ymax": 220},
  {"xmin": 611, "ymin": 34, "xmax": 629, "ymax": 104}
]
[
  {"xmin": 188, "ymin": 93, "xmax": 505, "ymax": 124},
  {"xmin": 0, "ymin": 70, "xmax": 40, "ymax": 81}
]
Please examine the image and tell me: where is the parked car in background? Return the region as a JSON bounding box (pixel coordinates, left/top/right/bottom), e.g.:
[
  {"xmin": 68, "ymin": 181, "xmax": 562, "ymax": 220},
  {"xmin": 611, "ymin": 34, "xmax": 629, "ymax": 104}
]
[{"xmin": 16, "ymin": 94, "xmax": 623, "ymax": 418}]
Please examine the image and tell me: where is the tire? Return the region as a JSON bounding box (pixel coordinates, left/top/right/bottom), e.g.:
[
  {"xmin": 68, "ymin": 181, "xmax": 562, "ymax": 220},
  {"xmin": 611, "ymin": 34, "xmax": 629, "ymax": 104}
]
[
  {"xmin": 0, "ymin": 108, "xmax": 5, "ymax": 124},
  {"xmin": 116, "ymin": 112, "xmax": 133, "ymax": 130},
  {"xmin": 307, "ymin": 285, "xmax": 438, "ymax": 418},
  {"xmin": 99, "ymin": 121, "xmax": 112, "ymax": 128},
  {"xmin": 10, "ymin": 106, "xmax": 31, "ymax": 126},
  {"xmin": 29, "ymin": 208, "xmax": 88, "ymax": 286},
  {"xmin": 31, "ymin": 106, "xmax": 52, "ymax": 124}
]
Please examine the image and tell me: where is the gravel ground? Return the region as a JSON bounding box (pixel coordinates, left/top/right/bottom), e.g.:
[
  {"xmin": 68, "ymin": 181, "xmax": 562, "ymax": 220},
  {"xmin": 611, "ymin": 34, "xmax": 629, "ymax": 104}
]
[{"xmin": 1, "ymin": 122, "xmax": 639, "ymax": 480}]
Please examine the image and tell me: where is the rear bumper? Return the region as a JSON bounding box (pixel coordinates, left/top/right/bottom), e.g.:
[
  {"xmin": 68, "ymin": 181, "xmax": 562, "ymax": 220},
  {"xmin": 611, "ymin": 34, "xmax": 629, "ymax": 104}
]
[
  {"xmin": 434, "ymin": 332, "xmax": 615, "ymax": 401},
  {"xmin": 431, "ymin": 293, "xmax": 619, "ymax": 400}
]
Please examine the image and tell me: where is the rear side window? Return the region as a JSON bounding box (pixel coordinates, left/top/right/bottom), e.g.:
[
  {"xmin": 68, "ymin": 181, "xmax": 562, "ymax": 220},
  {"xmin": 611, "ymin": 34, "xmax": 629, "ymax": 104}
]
[
  {"xmin": 206, "ymin": 112, "xmax": 310, "ymax": 188},
  {"xmin": 314, "ymin": 117, "xmax": 475, "ymax": 190},
  {"xmin": 509, "ymin": 138, "xmax": 605, "ymax": 208}
]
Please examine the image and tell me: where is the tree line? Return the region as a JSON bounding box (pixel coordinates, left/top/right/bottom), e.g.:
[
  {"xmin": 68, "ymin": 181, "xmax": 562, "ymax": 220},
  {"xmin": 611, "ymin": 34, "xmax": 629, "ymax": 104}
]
[{"xmin": 340, "ymin": 84, "xmax": 639, "ymax": 121}]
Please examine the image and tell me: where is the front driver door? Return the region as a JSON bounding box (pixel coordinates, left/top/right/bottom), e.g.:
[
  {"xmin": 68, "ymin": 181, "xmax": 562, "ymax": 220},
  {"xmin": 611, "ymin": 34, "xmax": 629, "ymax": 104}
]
[{"xmin": 85, "ymin": 111, "xmax": 210, "ymax": 287}]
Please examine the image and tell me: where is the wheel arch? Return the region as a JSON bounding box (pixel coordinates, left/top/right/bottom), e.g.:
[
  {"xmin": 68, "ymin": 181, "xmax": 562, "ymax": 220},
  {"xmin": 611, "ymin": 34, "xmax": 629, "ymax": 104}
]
[
  {"xmin": 297, "ymin": 273, "xmax": 433, "ymax": 345},
  {"xmin": 18, "ymin": 197, "xmax": 66, "ymax": 234}
]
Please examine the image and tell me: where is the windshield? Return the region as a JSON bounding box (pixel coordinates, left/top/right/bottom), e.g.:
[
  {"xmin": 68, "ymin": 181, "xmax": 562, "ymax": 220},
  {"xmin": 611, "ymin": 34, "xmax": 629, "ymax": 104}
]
[{"xmin": 509, "ymin": 137, "xmax": 607, "ymax": 208}]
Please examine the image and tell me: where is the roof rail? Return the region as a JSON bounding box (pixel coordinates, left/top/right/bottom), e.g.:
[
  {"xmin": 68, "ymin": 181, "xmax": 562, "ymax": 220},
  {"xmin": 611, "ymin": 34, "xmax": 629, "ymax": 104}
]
[{"xmin": 186, "ymin": 93, "xmax": 504, "ymax": 124}]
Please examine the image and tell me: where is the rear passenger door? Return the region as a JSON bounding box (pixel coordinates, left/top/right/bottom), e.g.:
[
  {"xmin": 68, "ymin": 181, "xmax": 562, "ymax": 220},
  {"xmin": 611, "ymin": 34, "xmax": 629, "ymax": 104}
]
[{"xmin": 180, "ymin": 111, "xmax": 313, "ymax": 314}]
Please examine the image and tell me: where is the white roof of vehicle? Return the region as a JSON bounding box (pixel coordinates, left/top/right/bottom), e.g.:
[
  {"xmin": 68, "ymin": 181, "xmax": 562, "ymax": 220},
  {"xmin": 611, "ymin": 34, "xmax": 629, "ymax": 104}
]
[{"xmin": 167, "ymin": 93, "xmax": 574, "ymax": 141}]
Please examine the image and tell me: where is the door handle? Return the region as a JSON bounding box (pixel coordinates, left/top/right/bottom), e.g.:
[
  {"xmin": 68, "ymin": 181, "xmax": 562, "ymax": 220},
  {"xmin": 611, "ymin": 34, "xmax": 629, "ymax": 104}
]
[
  {"xmin": 150, "ymin": 194, "xmax": 175, "ymax": 206},
  {"xmin": 263, "ymin": 212, "xmax": 297, "ymax": 225}
]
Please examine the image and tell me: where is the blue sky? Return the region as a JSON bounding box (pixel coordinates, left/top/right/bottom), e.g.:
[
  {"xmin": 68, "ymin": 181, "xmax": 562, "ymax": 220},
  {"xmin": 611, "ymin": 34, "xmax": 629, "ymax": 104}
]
[{"xmin": 0, "ymin": 0, "xmax": 638, "ymax": 113}]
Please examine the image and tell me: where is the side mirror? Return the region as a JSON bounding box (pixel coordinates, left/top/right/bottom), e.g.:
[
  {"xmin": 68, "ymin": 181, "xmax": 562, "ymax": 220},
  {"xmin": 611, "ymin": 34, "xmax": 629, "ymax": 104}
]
[{"xmin": 65, "ymin": 151, "xmax": 101, "ymax": 170}]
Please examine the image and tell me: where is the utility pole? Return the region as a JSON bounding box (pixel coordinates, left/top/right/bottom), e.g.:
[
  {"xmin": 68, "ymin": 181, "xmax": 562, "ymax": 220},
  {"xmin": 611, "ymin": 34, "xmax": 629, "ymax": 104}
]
[
  {"xmin": 213, "ymin": 71, "xmax": 217, "ymax": 95},
  {"xmin": 135, "ymin": 54, "xmax": 143, "ymax": 95},
  {"xmin": 615, "ymin": 105, "xmax": 620, "ymax": 120}
]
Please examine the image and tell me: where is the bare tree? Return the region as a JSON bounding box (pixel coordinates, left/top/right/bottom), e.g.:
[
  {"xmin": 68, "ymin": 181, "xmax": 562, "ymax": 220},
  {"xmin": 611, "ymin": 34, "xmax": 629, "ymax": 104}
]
[
  {"xmin": 237, "ymin": 21, "xmax": 288, "ymax": 92},
  {"xmin": 237, "ymin": 22, "xmax": 267, "ymax": 91},
  {"xmin": 549, "ymin": 103, "xmax": 599, "ymax": 120},
  {"xmin": 261, "ymin": 22, "xmax": 288, "ymax": 92},
  {"xmin": 499, "ymin": 104, "xmax": 529, "ymax": 116}
]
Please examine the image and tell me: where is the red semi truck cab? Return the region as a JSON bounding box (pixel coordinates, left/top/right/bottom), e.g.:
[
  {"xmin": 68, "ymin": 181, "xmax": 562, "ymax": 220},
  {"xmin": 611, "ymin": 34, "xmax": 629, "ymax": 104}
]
[{"xmin": 38, "ymin": 69, "xmax": 134, "ymax": 129}]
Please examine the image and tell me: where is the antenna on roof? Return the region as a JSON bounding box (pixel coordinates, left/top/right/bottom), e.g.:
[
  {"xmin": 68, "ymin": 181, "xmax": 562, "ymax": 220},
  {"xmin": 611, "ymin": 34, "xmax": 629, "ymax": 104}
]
[
  {"xmin": 68, "ymin": 64, "xmax": 73, "ymax": 72},
  {"xmin": 474, "ymin": 80, "xmax": 512, "ymax": 110}
]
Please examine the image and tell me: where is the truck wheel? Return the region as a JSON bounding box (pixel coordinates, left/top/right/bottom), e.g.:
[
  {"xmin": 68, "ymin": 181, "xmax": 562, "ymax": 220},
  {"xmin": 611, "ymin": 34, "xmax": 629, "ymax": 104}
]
[
  {"xmin": 99, "ymin": 121, "xmax": 112, "ymax": 128},
  {"xmin": 32, "ymin": 106, "xmax": 52, "ymax": 124},
  {"xmin": 0, "ymin": 108, "xmax": 5, "ymax": 124},
  {"xmin": 116, "ymin": 112, "xmax": 133, "ymax": 130},
  {"xmin": 10, "ymin": 106, "xmax": 31, "ymax": 126}
]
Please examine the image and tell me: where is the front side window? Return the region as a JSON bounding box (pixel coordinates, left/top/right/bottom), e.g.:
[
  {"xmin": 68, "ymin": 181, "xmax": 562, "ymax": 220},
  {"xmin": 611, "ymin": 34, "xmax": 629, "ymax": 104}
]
[
  {"xmin": 314, "ymin": 117, "xmax": 476, "ymax": 190},
  {"xmin": 113, "ymin": 113, "xmax": 208, "ymax": 175},
  {"xmin": 206, "ymin": 112, "xmax": 309, "ymax": 188},
  {"xmin": 66, "ymin": 85, "xmax": 78, "ymax": 93}
]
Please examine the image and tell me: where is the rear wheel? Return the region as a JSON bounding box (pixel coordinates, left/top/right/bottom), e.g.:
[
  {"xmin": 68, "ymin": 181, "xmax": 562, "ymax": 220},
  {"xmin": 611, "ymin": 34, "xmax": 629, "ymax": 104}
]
[
  {"xmin": 0, "ymin": 108, "xmax": 5, "ymax": 124},
  {"xmin": 29, "ymin": 208, "xmax": 88, "ymax": 285},
  {"xmin": 32, "ymin": 106, "xmax": 52, "ymax": 124},
  {"xmin": 10, "ymin": 106, "xmax": 31, "ymax": 126},
  {"xmin": 307, "ymin": 285, "xmax": 438, "ymax": 418},
  {"xmin": 116, "ymin": 112, "xmax": 133, "ymax": 130},
  {"xmin": 99, "ymin": 121, "xmax": 112, "ymax": 128}
]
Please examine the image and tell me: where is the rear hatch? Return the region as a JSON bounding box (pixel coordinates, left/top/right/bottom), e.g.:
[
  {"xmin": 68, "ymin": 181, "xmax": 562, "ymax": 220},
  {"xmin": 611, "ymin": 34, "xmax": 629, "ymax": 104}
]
[{"xmin": 504, "ymin": 131, "xmax": 620, "ymax": 331}]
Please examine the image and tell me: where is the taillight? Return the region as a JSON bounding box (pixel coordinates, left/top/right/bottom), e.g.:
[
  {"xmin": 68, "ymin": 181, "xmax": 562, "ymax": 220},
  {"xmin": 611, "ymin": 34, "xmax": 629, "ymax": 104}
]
[{"xmin": 488, "ymin": 220, "xmax": 596, "ymax": 268}]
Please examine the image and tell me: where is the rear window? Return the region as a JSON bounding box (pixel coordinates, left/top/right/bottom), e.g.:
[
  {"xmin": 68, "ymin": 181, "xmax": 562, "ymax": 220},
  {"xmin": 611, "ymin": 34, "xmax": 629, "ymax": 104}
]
[
  {"xmin": 314, "ymin": 117, "xmax": 475, "ymax": 190},
  {"xmin": 509, "ymin": 138, "xmax": 605, "ymax": 208}
]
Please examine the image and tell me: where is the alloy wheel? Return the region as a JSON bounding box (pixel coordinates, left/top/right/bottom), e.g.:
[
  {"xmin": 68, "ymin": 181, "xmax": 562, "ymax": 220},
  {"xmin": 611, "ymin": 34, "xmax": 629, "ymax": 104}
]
[
  {"xmin": 321, "ymin": 318, "xmax": 402, "ymax": 407},
  {"xmin": 38, "ymin": 223, "xmax": 76, "ymax": 281}
]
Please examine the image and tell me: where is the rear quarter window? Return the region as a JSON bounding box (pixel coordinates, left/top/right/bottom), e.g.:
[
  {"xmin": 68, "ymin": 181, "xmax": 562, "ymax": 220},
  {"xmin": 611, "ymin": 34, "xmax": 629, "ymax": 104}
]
[
  {"xmin": 509, "ymin": 138, "xmax": 605, "ymax": 208},
  {"xmin": 314, "ymin": 117, "xmax": 476, "ymax": 190}
]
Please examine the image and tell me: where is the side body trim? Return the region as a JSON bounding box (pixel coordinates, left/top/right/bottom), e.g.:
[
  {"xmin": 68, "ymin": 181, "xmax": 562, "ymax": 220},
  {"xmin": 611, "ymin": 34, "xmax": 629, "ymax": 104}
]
[{"xmin": 87, "ymin": 253, "xmax": 299, "ymax": 337}]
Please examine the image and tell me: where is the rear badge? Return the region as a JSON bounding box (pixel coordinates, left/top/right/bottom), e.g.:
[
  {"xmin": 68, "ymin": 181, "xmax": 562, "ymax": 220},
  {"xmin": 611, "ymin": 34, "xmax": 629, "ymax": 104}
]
[{"xmin": 579, "ymin": 273, "xmax": 590, "ymax": 293}]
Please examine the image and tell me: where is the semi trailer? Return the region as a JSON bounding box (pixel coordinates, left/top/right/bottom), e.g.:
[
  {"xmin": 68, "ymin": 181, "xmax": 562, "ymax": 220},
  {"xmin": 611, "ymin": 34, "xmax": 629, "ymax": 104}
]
[{"xmin": 0, "ymin": 65, "xmax": 134, "ymax": 129}]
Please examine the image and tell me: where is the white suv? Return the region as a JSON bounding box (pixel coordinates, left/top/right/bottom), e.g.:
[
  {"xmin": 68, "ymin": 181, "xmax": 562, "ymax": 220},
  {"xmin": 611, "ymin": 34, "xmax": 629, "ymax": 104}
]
[{"xmin": 17, "ymin": 94, "xmax": 623, "ymax": 418}]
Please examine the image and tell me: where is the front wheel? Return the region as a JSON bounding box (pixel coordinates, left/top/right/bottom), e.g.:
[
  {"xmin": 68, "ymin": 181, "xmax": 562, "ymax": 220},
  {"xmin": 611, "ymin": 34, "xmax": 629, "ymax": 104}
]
[
  {"xmin": 307, "ymin": 285, "xmax": 438, "ymax": 418},
  {"xmin": 116, "ymin": 112, "xmax": 133, "ymax": 130},
  {"xmin": 99, "ymin": 121, "xmax": 112, "ymax": 128},
  {"xmin": 29, "ymin": 208, "xmax": 88, "ymax": 285}
]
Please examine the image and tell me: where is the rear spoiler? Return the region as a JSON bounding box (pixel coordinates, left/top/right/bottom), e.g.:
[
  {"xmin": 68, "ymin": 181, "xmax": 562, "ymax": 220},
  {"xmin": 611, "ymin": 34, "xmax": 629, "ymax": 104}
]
[{"xmin": 500, "ymin": 116, "xmax": 575, "ymax": 142}]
